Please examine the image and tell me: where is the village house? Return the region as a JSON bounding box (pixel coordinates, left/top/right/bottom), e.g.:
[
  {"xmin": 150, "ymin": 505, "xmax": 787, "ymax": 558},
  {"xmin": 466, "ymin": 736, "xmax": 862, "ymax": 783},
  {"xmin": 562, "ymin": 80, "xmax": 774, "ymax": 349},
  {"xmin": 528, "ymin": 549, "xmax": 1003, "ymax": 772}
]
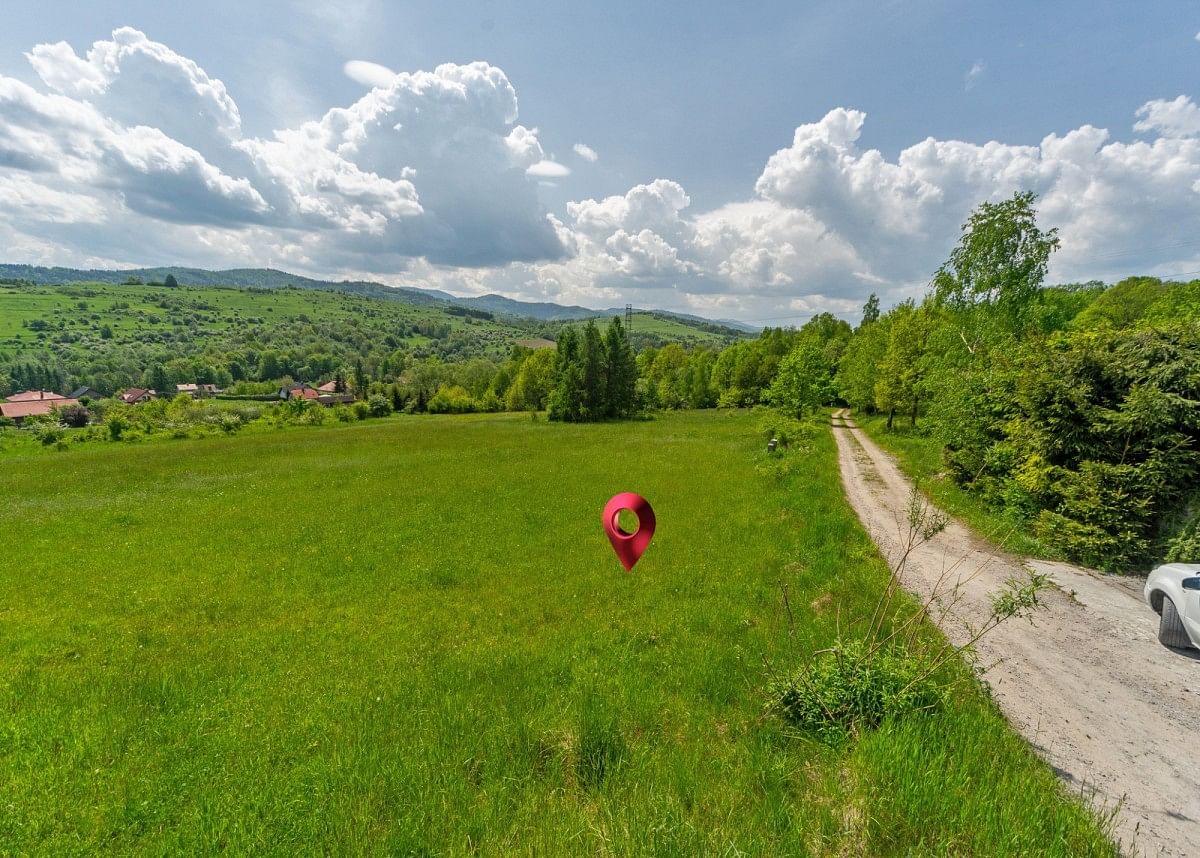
[
  {"xmin": 279, "ymin": 383, "xmax": 319, "ymax": 401},
  {"xmin": 68, "ymin": 386, "xmax": 104, "ymax": 401},
  {"xmin": 5, "ymin": 389, "xmax": 66, "ymax": 403},
  {"xmin": 175, "ymin": 383, "xmax": 220, "ymax": 399},
  {"xmin": 119, "ymin": 388, "xmax": 155, "ymax": 404},
  {"xmin": 0, "ymin": 396, "xmax": 80, "ymax": 426},
  {"xmin": 316, "ymin": 380, "xmax": 340, "ymax": 393}
]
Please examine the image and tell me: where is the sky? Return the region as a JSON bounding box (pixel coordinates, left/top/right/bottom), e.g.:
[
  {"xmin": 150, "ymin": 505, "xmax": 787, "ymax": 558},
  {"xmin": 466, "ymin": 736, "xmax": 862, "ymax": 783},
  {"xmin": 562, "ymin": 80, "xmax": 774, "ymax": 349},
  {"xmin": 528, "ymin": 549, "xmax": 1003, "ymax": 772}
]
[{"xmin": 1, "ymin": 1, "xmax": 1199, "ymax": 323}]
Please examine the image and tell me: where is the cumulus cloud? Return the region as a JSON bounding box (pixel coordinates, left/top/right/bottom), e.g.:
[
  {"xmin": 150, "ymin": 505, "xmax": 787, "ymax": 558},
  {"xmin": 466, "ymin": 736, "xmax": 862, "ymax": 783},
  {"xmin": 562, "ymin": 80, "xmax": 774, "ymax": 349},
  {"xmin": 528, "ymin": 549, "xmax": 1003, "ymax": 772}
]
[
  {"xmin": 0, "ymin": 28, "xmax": 567, "ymax": 271},
  {"xmin": 573, "ymin": 142, "xmax": 599, "ymax": 162},
  {"xmin": 3, "ymin": 27, "xmax": 1200, "ymax": 322},
  {"xmin": 343, "ymin": 59, "xmax": 398, "ymax": 89},
  {"xmin": 1134, "ymin": 95, "xmax": 1200, "ymax": 138}
]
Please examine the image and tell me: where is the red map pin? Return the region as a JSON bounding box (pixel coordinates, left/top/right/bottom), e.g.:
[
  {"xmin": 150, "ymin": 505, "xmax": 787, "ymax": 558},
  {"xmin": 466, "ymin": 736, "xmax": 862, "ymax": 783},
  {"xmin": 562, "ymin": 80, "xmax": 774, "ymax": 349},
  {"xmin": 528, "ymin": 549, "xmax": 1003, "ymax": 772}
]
[{"xmin": 602, "ymin": 492, "xmax": 656, "ymax": 571}]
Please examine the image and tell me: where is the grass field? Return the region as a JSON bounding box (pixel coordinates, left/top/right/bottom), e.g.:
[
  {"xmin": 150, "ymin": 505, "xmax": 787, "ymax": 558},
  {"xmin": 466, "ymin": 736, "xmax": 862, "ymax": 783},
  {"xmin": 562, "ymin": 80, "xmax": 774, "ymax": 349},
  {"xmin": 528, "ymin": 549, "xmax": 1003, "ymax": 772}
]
[
  {"xmin": 853, "ymin": 413, "xmax": 1058, "ymax": 561},
  {"xmin": 0, "ymin": 411, "xmax": 1112, "ymax": 854}
]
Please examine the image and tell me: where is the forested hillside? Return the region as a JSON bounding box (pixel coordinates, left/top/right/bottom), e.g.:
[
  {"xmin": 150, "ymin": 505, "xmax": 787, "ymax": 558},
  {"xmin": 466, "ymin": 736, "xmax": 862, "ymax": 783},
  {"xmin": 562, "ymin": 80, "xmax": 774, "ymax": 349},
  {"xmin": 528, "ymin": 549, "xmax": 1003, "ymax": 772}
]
[{"xmin": 0, "ymin": 281, "xmax": 743, "ymax": 401}]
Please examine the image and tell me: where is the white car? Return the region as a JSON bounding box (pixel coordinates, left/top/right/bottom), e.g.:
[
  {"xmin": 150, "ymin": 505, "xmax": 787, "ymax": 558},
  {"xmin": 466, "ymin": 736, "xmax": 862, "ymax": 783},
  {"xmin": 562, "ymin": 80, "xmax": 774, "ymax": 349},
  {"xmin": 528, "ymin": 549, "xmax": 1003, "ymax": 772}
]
[{"xmin": 1144, "ymin": 563, "xmax": 1200, "ymax": 650}]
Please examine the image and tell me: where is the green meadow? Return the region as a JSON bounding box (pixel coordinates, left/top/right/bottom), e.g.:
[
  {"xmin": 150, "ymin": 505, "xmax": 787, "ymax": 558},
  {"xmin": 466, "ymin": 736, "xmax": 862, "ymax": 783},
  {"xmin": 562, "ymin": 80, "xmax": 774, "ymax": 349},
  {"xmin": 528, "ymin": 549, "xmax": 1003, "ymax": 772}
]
[{"xmin": 0, "ymin": 411, "xmax": 1113, "ymax": 854}]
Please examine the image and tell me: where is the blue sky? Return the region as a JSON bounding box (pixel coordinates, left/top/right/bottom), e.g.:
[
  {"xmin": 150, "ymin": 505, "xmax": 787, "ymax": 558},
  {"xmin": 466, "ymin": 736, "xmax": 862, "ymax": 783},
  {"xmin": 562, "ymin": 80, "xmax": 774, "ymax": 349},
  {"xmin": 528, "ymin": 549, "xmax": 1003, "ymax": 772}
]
[{"xmin": 2, "ymin": 1, "xmax": 1199, "ymax": 321}]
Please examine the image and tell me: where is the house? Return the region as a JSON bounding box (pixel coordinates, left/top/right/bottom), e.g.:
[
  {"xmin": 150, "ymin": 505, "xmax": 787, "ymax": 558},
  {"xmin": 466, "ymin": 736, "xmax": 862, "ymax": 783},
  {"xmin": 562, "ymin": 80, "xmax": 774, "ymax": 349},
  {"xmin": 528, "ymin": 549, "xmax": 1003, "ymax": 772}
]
[
  {"xmin": 177, "ymin": 383, "xmax": 222, "ymax": 399},
  {"xmin": 0, "ymin": 397, "xmax": 80, "ymax": 426},
  {"xmin": 316, "ymin": 380, "xmax": 340, "ymax": 393},
  {"xmin": 279, "ymin": 383, "xmax": 319, "ymax": 401},
  {"xmin": 317, "ymin": 393, "xmax": 356, "ymax": 406},
  {"xmin": 5, "ymin": 389, "xmax": 66, "ymax": 402},
  {"xmin": 120, "ymin": 388, "xmax": 155, "ymax": 404},
  {"xmin": 68, "ymin": 386, "xmax": 103, "ymax": 401}
]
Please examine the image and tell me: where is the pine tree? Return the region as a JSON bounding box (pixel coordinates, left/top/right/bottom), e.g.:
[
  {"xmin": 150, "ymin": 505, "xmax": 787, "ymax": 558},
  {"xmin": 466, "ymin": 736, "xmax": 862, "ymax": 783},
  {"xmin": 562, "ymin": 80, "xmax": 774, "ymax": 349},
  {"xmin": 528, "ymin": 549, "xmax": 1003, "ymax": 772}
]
[
  {"xmin": 581, "ymin": 320, "xmax": 605, "ymax": 418},
  {"xmin": 603, "ymin": 317, "xmax": 637, "ymax": 417},
  {"xmin": 548, "ymin": 326, "xmax": 586, "ymax": 422}
]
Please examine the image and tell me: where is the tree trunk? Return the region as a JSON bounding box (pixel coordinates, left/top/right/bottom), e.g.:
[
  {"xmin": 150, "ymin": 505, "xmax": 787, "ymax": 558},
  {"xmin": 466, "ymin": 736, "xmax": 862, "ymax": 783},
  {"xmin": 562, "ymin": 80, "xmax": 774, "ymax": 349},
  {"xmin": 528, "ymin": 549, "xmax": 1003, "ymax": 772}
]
[
  {"xmin": 911, "ymin": 397, "xmax": 919, "ymax": 427},
  {"xmin": 886, "ymin": 408, "xmax": 895, "ymax": 430}
]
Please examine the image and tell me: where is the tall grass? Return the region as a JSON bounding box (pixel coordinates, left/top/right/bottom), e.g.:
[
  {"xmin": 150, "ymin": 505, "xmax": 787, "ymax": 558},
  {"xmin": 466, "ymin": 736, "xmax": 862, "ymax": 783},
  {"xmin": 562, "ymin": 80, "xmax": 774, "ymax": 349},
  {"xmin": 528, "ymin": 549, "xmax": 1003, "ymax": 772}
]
[{"xmin": 0, "ymin": 411, "xmax": 1112, "ymax": 853}]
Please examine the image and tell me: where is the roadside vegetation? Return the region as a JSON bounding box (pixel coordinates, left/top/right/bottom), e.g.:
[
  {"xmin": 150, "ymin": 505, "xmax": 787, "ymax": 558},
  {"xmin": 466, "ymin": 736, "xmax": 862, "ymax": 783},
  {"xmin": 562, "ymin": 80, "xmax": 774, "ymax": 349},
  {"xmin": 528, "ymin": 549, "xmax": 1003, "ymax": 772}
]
[
  {"xmin": 831, "ymin": 194, "xmax": 1200, "ymax": 572},
  {"xmin": 0, "ymin": 410, "xmax": 1115, "ymax": 853}
]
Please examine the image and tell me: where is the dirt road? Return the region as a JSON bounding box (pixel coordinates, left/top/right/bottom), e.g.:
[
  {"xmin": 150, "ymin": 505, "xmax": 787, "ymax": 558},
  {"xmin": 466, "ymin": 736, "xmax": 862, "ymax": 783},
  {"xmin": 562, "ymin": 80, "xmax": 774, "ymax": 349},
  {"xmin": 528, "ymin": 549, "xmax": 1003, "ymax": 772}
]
[{"xmin": 830, "ymin": 410, "xmax": 1199, "ymax": 857}]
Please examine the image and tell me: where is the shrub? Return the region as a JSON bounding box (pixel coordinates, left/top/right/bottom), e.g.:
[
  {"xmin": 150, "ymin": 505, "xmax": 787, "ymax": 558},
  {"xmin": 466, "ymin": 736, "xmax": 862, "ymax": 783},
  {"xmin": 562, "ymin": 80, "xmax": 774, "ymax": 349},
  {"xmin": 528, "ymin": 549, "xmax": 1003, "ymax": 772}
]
[
  {"xmin": 367, "ymin": 393, "xmax": 392, "ymax": 418},
  {"xmin": 769, "ymin": 640, "xmax": 945, "ymax": 746},
  {"xmin": 36, "ymin": 424, "xmax": 64, "ymax": 446},
  {"xmin": 57, "ymin": 404, "xmax": 90, "ymax": 428},
  {"xmin": 106, "ymin": 413, "xmax": 127, "ymax": 441},
  {"xmin": 334, "ymin": 405, "xmax": 355, "ymax": 422},
  {"xmin": 1166, "ymin": 513, "xmax": 1200, "ymax": 563},
  {"xmin": 427, "ymin": 385, "xmax": 479, "ymax": 414},
  {"xmin": 352, "ymin": 401, "xmax": 371, "ymax": 421}
]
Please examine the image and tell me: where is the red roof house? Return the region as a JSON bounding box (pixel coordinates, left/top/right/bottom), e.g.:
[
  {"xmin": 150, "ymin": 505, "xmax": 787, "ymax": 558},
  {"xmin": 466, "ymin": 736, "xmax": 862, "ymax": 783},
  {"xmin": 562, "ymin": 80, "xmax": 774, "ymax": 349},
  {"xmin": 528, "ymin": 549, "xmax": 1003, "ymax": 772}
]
[
  {"xmin": 120, "ymin": 388, "xmax": 155, "ymax": 404},
  {"xmin": 5, "ymin": 390, "xmax": 66, "ymax": 402},
  {"xmin": 0, "ymin": 398, "xmax": 80, "ymax": 425}
]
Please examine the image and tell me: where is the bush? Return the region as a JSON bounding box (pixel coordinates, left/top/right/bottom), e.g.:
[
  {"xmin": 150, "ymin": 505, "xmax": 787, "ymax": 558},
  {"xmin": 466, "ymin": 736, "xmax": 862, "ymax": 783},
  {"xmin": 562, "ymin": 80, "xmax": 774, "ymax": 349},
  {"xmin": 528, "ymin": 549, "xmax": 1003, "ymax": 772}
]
[
  {"xmin": 367, "ymin": 393, "xmax": 392, "ymax": 418},
  {"xmin": 352, "ymin": 401, "xmax": 371, "ymax": 421},
  {"xmin": 1166, "ymin": 511, "xmax": 1200, "ymax": 563},
  {"xmin": 427, "ymin": 384, "xmax": 479, "ymax": 414},
  {"xmin": 35, "ymin": 424, "xmax": 64, "ymax": 446},
  {"xmin": 106, "ymin": 413, "xmax": 127, "ymax": 441},
  {"xmin": 57, "ymin": 404, "xmax": 90, "ymax": 428},
  {"xmin": 769, "ymin": 640, "xmax": 945, "ymax": 745}
]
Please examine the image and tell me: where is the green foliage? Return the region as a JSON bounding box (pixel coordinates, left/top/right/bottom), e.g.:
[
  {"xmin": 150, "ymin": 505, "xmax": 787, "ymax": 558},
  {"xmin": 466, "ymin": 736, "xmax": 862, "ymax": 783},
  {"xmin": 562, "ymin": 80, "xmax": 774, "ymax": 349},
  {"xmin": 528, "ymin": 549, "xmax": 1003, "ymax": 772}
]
[
  {"xmin": 548, "ymin": 318, "xmax": 637, "ymax": 421},
  {"xmin": 427, "ymin": 384, "xmax": 479, "ymax": 414},
  {"xmin": 874, "ymin": 301, "xmax": 930, "ymax": 428},
  {"xmin": 57, "ymin": 403, "xmax": 90, "ymax": 428},
  {"xmin": 1071, "ymin": 276, "xmax": 1168, "ymax": 330},
  {"xmin": 771, "ymin": 640, "xmax": 945, "ymax": 745},
  {"xmin": 836, "ymin": 312, "xmax": 890, "ymax": 412},
  {"xmin": 765, "ymin": 338, "xmax": 833, "ymax": 417},
  {"xmin": 1165, "ymin": 510, "xmax": 1200, "ymax": 562},
  {"xmin": 367, "ymin": 393, "xmax": 392, "ymax": 418},
  {"xmin": 932, "ymin": 190, "xmax": 1060, "ymax": 344}
]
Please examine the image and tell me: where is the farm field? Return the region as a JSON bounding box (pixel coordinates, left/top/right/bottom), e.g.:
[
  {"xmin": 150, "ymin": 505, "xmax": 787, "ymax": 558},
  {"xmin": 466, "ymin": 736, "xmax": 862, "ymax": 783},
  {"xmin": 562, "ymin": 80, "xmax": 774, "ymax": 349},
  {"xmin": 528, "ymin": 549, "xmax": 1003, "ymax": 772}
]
[{"xmin": 0, "ymin": 410, "xmax": 1114, "ymax": 854}]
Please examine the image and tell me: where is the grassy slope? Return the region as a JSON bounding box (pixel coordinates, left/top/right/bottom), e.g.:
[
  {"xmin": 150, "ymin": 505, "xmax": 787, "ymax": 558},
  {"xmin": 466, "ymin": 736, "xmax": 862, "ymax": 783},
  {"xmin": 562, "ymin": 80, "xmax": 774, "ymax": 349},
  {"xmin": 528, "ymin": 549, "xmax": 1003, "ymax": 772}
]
[
  {"xmin": 853, "ymin": 413, "xmax": 1057, "ymax": 560},
  {"xmin": 0, "ymin": 411, "xmax": 1109, "ymax": 854}
]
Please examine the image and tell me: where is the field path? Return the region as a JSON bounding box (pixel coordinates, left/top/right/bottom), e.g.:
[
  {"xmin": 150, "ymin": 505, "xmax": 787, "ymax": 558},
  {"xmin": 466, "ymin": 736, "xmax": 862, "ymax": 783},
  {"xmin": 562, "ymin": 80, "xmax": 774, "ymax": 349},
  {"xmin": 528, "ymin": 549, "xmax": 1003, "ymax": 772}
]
[{"xmin": 830, "ymin": 409, "xmax": 1200, "ymax": 857}]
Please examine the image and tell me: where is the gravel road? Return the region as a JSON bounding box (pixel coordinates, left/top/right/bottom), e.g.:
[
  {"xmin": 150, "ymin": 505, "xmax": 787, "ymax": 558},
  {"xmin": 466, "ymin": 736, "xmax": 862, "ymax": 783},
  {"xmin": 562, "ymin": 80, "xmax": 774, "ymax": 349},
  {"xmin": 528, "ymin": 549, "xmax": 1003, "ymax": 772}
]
[{"xmin": 831, "ymin": 410, "xmax": 1200, "ymax": 857}]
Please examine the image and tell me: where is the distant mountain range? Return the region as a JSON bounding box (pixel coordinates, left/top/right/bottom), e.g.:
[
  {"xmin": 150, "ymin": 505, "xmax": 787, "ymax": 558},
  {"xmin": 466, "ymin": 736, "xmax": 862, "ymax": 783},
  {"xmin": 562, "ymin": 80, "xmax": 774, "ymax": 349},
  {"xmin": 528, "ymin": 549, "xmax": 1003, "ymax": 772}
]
[{"xmin": 0, "ymin": 264, "xmax": 760, "ymax": 333}]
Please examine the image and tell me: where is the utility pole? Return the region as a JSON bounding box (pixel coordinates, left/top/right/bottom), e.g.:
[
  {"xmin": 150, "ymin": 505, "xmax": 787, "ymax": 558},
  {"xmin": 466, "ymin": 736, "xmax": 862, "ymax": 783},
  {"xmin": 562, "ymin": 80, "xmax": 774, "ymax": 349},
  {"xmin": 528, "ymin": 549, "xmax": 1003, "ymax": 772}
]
[{"xmin": 625, "ymin": 303, "xmax": 632, "ymax": 339}]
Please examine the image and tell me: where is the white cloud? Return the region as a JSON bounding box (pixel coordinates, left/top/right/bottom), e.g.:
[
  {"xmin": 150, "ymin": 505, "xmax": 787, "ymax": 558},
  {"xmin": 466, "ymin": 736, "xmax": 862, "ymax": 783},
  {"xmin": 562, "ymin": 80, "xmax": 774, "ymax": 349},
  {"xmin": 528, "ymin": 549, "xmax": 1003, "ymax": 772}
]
[
  {"xmin": 3, "ymin": 27, "xmax": 1200, "ymax": 323},
  {"xmin": 526, "ymin": 159, "xmax": 571, "ymax": 178},
  {"xmin": 964, "ymin": 60, "xmax": 985, "ymax": 91},
  {"xmin": 343, "ymin": 59, "xmax": 398, "ymax": 89},
  {"xmin": 0, "ymin": 29, "xmax": 567, "ymax": 270},
  {"xmin": 1134, "ymin": 95, "xmax": 1200, "ymax": 138},
  {"xmin": 573, "ymin": 142, "xmax": 599, "ymax": 162}
]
